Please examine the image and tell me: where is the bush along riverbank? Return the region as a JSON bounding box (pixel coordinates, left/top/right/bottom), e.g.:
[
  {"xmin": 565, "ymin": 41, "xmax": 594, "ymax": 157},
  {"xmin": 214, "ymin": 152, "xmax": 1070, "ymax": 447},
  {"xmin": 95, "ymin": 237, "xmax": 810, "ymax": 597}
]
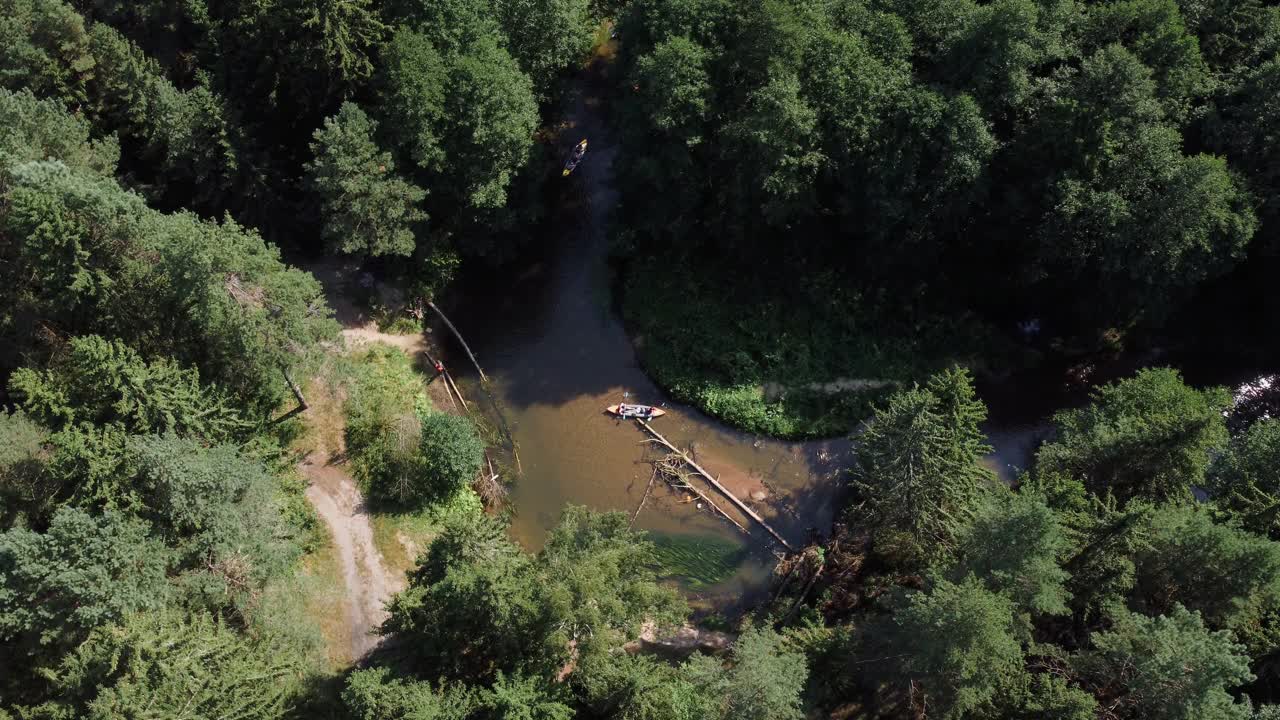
[{"xmin": 620, "ymin": 257, "xmax": 1006, "ymax": 439}]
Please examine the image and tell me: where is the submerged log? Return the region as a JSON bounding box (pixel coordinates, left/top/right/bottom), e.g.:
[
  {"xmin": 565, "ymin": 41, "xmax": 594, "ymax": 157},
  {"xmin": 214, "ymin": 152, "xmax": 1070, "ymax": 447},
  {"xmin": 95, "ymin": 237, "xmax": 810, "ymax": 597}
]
[
  {"xmin": 443, "ymin": 369, "xmax": 470, "ymax": 412},
  {"xmin": 654, "ymin": 455, "xmax": 748, "ymax": 535},
  {"xmin": 630, "ymin": 468, "xmax": 659, "ymax": 528},
  {"xmin": 637, "ymin": 420, "xmax": 795, "ymax": 550}
]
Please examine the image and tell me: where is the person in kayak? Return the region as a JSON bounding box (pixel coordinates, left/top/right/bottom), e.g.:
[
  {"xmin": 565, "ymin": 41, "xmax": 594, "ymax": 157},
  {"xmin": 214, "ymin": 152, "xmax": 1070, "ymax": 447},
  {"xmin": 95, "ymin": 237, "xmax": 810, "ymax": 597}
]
[{"xmin": 563, "ymin": 139, "xmax": 588, "ymax": 176}]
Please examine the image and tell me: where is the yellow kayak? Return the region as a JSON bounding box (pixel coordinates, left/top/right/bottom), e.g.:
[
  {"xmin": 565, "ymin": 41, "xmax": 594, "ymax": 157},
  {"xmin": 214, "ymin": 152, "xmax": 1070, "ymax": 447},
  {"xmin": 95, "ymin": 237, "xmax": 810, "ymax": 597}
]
[{"xmin": 562, "ymin": 139, "xmax": 588, "ymax": 176}]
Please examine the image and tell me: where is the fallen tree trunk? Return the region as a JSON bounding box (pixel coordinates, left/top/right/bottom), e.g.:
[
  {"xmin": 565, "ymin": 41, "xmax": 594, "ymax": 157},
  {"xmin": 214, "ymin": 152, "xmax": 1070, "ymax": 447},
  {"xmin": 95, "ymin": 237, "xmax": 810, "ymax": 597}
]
[
  {"xmin": 782, "ymin": 561, "xmax": 824, "ymax": 625},
  {"xmin": 654, "ymin": 456, "xmax": 748, "ymax": 535},
  {"xmin": 770, "ymin": 556, "xmax": 803, "ymax": 605},
  {"xmin": 443, "ymin": 369, "xmax": 470, "ymax": 412},
  {"xmin": 437, "ymin": 370, "xmax": 460, "ymax": 411},
  {"xmin": 428, "ymin": 301, "xmax": 488, "ymax": 383},
  {"xmin": 637, "ymin": 420, "xmax": 795, "ymax": 550},
  {"xmin": 272, "ymin": 367, "xmax": 309, "ymax": 424},
  {"xmin": 283, "ymin": 367, "xmax": 308, "ymax": 411}
]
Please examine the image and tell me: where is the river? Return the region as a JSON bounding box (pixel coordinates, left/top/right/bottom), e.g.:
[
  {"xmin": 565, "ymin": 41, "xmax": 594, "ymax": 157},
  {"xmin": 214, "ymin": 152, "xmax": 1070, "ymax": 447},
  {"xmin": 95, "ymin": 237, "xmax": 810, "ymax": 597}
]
[{"xmin": 427, "ymin": 61, "xmax": 1064, "ymax": 611}]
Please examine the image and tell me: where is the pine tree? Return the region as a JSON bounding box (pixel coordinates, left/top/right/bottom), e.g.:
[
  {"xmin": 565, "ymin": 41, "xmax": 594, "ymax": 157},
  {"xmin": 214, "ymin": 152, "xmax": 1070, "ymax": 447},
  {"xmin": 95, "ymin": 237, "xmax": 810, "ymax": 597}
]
[
  {"xmin": 850, "ymin": 368, "xmax": 994, "ymax": 567},
  {"xmin": 1076, "ymin": 605, "xmax": 1254, "ymax": 720},
  {"xmin": 1036, "ymin": 368, "xmax": 1231, "ymax": 504},
  {"xmin": 306, "ymin": 102, "xmax": 427, "ymax": 257}
]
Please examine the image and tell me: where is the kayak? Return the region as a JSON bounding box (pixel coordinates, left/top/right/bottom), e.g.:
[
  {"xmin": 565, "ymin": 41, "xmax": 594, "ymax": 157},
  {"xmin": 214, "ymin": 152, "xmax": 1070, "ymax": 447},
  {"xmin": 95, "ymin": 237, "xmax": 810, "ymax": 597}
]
[
  {"xmin": 562, "ymin": 139, "xmax": 588, "ymax": 176},
  {"xmin": 606, "ymin": 403, "xmax": 666, "ymax": 420}
]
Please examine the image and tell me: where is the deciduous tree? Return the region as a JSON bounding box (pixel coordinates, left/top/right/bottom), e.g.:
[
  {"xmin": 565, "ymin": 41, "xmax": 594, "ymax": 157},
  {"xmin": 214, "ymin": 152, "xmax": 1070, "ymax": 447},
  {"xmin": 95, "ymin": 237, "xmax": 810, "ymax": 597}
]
[
  {"xmin": 492, "ymin": 0, "xmax": 594, "ymax": 96},
  {"xmin": 416, "ymin": 411, "xmax": 485, "ymax": 502},
  {"xmin": 440, "ymin": 35, "xmax": 538, "ymax": 213}
]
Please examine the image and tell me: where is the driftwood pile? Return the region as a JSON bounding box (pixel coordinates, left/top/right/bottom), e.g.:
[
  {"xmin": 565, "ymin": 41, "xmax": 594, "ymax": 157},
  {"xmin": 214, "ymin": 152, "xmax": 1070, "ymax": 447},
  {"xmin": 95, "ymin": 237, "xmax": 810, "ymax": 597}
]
[
  {"xmin": 650, "ymin": 452, "xmax": 748, "ymax": 535},
  {"xmin": 635, "ymin": 420, "xmax": 795, "ymax": 550}
]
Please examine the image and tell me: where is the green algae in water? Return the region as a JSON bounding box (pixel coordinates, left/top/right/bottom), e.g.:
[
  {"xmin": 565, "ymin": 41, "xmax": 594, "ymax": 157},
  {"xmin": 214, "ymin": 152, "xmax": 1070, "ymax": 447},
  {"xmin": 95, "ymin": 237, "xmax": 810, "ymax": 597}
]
[{"xmin": 650, "ymin": 533, "xmax": 747, "ymax": 589}]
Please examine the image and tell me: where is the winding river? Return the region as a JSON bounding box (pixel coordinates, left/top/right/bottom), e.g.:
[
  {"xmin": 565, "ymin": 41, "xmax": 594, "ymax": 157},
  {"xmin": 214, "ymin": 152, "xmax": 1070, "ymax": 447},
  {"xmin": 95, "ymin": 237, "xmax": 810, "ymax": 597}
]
[{"xmin": 439, "ymin": 62, "xmax": 1051, "ymax": 608}]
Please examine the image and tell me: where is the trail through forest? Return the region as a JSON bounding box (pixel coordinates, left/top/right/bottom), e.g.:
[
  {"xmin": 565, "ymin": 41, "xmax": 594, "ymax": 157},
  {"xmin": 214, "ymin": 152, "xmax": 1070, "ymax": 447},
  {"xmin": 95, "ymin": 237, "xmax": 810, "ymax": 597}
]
[
  {"xmin": 298, "ymin": 267, "xmax": 431, "ymax": 660},
  {"xmin": 301, "ymin": 453, "xmax": 402, "ymax": 659}
]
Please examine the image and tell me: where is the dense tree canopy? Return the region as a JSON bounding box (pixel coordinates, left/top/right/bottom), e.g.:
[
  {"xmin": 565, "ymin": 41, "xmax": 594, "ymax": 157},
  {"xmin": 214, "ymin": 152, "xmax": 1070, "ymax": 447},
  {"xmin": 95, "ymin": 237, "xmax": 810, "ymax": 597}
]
[
  {"xmin": 0, "ymin": 507, "xmax": 166, "ymax": 652},
  {"xmin": 306, "ymin": 102, "xmax": 426, "ymax": 258},
  {"xmin": 6, "ymin": 0, "xmax": 1280, "ymax": 718},
  {"xmin": 385, "ymin": 507, "xmax": 684, "ymax": 684},
  {"xmin": 892, "ymin": 576, "xmax": 1026, "ymax": 719},
  {"xmin": 31, "ymin": 608, "xmax": 312, "ymax": 718},
  {"xmin": 8, "ymin": 335, "xmax": 246, "ymax": 440},
  {"xmin": 1207, "ymin": 418, "xmax": 1280, "ymax": 538},
  {"xmin": 613, "ymin": 0, "xmax": 1280, "ymax": 439},
  {"xmin": 1130, "ymin": 504, "xmax": 1280, "ymax": 632},
  {"xmin": 0, "ymin": 159, "xmax": 337, "ymax": 414},
  {"xmin": 1075, "ymin": 605, "xmax": 1255, "ymax": 720},
  {"xmin": 368, "ymin": 507, "xmax": 811, "ymax": 719},
  {"xmin": 951, "ymin": 491, "xmax": 1073, "ymax": 617}
]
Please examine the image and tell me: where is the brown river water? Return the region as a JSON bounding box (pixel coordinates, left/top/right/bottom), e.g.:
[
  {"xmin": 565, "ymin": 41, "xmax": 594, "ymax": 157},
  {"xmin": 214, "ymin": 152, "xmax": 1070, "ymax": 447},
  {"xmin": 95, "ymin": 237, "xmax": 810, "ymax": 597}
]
[{"xmin": 437, "ymin": 71, "xmax": 1046, "ymax": 609}]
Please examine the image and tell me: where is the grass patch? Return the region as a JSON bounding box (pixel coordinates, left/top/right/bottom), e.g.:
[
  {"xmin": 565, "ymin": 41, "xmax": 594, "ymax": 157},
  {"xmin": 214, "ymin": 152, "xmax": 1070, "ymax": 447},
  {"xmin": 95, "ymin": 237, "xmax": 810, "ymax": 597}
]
[
  {"xmin": 287, "ymin": 343, "xmax": 429, "ymax": 462},
  {"xmin": 622, "ymin": 258, "xmax": 1002, "ymax": 438},
  {"xmin": 295, "ymin": 535, "xmax": 355, "ymax": 670},
  {"xmin": 650, "ymin": 532, "xmax": 748, "ymax": 589},
  {"xmin": 376, "ymin": 314, "xmax": 422, "ymax": 336},
  {"xmin": 285, "ymin": 349, "xmax": 366, "ymax": 458},
  {"xmin": 370, "ymin": 489, "xmax": 484, "ymax": 577},
  {"xmin": 590, "ymin": 20, "xmax": 617, "ymax": 62}
]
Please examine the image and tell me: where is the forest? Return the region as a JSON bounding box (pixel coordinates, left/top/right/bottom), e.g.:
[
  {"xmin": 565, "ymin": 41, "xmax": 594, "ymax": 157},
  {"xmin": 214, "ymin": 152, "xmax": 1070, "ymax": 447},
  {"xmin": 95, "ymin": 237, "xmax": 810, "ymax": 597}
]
[{"xmin": 2, "ymin": 0, "xmax": 1280, "ymax": 718}]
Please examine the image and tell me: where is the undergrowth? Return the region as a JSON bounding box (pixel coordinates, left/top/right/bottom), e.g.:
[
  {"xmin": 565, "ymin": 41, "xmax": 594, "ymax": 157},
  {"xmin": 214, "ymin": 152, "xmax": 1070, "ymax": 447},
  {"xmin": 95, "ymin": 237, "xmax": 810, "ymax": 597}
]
[
  {"xmin": 370, "ymin": 489, "xmax": 484, "ymax": 577},
  {"xmin": 621, "ymin": 258, "xmax": 1000, "ymax": 439}
]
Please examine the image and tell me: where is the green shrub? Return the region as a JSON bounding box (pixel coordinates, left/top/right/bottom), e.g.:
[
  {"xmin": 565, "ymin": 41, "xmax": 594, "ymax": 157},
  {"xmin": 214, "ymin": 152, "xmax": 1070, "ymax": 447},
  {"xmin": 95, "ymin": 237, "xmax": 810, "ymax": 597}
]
[
  {"xmin": 380, "ymin": 315, "xmax": 422, "ymax": 336},
  {"xmin": 416, "ymin": 412, "xmax": 485, "ymax": 501},
  {"xmin": 343, "ymin": 346, "xmax": 483, "ymax": 504},
  {"xmin": 344, "ymin": 346, "xmax": 428, "ymax": 502}
]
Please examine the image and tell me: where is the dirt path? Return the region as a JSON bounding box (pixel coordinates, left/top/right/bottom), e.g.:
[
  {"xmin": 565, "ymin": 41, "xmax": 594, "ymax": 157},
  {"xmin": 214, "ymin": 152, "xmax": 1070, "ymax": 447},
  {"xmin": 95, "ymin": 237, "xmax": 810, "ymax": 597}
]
[
  {"xmin": 309, "ymin": 260, "xmax": 431, "ymax": 356},
  {"xmin": 301, "ymin": 453, "xmax": 404, "ymax": 659},
  {"xmin": 298, "ymin": 261, "xmax": 433, "ymax": 660}
]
